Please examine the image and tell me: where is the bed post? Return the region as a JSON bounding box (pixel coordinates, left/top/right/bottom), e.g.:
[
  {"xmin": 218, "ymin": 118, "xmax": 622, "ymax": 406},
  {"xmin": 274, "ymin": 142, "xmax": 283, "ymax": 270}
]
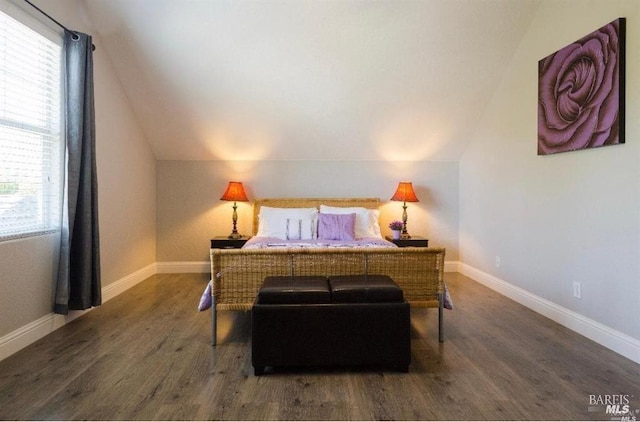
[
  {"xmin": 211, "ymin": 295, "xmax": 217, "ymax": 346},
  {"xmin": 438, "ymin": 292, "xmax": 444, "ymax": 343}
]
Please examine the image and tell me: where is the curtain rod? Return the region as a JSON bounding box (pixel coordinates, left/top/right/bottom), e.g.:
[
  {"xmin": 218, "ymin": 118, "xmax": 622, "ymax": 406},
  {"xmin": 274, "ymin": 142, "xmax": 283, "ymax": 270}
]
[{"xmin": 22, "ymin": 0, "xmax": 96, "ymax": 51}]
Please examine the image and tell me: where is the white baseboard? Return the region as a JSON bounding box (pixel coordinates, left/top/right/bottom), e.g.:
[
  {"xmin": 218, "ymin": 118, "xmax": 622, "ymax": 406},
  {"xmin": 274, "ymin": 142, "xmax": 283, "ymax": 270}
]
[
  {"xmin": 459, "ymin": 263, "xmax": 640, "ymax": 364},
  {"xmin": 0, "ymin": 310, "xmax": 86, "ymax": 362},
  {"xmin": 156, "ymin": 261, "xmax": 210, "ymax": 273},
  {"xmin": 102, "ymin": 263, "xmax": 157, "ymax": 302},
  {"xmin": 0, "ymin": 262, "xmax": 157, "ymax": 362},
  {"xmin": 444, "ymin": 260, "xmax": 460, "ymax": 273}
]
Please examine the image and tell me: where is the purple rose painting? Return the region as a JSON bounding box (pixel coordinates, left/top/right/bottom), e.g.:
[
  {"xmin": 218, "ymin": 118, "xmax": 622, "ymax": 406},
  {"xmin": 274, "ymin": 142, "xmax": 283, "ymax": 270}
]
[{"xmin": 538, "ymin": 18, "xmax": 625, "ymax": 155}]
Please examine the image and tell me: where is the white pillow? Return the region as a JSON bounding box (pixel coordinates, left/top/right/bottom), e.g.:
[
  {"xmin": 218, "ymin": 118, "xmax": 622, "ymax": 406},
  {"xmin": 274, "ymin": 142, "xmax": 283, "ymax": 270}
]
[
  {"xmin": 285, "ymin": 218, "xmax": 316, "ymax": 240},
  {"xmin": 368, "ymin": 209, "xmax": 382, "ymax": 237},
  {"xmin": 319, "ymin": 205, "xmax": 382, "ymax": 239},
  {"xmin": 257, "ymin": 207, "xmax": 318, "ymax": 239}
]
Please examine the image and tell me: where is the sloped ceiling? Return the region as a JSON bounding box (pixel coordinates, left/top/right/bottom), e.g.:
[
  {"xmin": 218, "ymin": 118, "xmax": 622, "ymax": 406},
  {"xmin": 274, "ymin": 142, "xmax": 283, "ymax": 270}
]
[{"xmin": 82, "ymin": 0, "xmax": 540, "ymax": 161}]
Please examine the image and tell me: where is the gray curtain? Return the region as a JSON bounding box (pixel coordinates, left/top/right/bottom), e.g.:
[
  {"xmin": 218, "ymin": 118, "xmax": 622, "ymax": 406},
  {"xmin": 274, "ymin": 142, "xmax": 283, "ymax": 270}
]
[{"xmin": 54, "ymin": 30, "xmax": 101, "ymax": 315}]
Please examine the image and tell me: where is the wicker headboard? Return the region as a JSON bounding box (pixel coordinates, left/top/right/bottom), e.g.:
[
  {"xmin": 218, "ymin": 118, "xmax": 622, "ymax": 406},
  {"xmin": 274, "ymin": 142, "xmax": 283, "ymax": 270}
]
[{"xmin": 252, "ymin": 198, "xmax": 380, "ymax": 235}]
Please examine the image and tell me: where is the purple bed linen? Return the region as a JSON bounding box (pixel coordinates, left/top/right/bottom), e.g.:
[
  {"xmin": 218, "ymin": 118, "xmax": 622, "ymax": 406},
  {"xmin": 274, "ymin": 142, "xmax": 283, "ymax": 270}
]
[{"xmin": 242, "ymin": 236, "xmax": 397, "ymax": 249}]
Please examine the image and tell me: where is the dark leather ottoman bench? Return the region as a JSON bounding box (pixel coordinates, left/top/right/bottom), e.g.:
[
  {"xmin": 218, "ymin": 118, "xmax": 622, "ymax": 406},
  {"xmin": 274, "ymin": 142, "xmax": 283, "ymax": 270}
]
[{"xmin": 251, "ymin": 275, "xmax": 410, "ymax": 376}]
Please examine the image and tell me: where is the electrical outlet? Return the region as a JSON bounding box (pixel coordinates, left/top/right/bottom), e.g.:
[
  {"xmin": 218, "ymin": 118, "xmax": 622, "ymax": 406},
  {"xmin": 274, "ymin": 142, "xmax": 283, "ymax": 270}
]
[
  {"xmin": 495, "ymin": 256, "xmax": 501, "ymax": 268},
  {"xmin": 573, "ymin": 281, "xmax": 582, "ymax": 299}
]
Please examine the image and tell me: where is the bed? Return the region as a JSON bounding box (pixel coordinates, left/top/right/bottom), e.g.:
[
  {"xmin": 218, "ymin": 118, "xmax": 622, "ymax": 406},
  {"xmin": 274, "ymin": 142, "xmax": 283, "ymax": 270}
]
[{"xmin": 209, "ymin": 197, "xmax": 446, "ymax": 345}]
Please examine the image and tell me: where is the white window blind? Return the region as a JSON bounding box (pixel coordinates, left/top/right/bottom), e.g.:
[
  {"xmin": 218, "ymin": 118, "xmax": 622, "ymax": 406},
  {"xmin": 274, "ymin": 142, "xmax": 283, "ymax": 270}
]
[{"xmin": 0, "ymin": 10, "xmax": 62, "ymax": 241}]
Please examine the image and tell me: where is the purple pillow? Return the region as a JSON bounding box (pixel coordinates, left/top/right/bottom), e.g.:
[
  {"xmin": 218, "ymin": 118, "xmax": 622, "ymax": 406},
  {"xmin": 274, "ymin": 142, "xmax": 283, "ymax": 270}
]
[{"xmin": 317, "ymin": 213, "xmax": 356, "ymax": 241}]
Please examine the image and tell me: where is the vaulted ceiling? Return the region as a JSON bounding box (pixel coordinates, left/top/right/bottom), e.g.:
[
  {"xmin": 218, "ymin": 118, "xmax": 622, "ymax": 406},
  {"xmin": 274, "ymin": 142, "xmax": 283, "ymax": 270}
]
[{"xmin": 82, "ymin": 0, "xmax": 541, "ymax": 161}]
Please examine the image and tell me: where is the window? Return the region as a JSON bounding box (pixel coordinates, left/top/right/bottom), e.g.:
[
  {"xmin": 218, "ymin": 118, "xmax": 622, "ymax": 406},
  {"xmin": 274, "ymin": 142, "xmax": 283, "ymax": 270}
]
[{"xmin": 0, "ymin": 9, "xmax": 62, "ymax": 241}]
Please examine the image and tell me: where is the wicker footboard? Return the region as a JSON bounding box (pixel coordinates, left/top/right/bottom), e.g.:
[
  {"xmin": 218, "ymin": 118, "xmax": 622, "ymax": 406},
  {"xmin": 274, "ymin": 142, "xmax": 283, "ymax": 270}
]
[{"xmin": 209, "ymin": 247, "xmax": 446, "ymax": 345}]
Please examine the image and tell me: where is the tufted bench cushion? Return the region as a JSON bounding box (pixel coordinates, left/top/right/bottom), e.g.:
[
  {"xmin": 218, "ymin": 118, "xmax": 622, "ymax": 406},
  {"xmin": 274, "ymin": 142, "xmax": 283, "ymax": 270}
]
[
  {"xmin": 328, "ymin": 274, "xmax": 404, "ymax": 303},
  {"xmin": 258, "ymin": 276, "xmax": 330, "ymax": 304}
]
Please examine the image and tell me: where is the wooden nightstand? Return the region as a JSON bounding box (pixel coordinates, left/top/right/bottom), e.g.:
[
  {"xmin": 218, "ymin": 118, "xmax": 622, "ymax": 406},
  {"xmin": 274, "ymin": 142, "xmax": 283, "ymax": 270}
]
[
  {"xmin": 211, "ymin": 236, "xmax": 251, "ymax": 249},
  {"xmin": 385, "ymin": 236, "xmax": 429, "ymax": 248}
]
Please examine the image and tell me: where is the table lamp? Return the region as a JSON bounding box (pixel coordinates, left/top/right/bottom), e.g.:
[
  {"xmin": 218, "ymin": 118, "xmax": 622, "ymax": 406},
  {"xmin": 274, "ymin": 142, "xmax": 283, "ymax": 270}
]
[
  {"xmin": 220, "ymin": 181, "xmax": 249, "ymax": 239},
  {"xmin": 390, "ymin": 181, "xmax": 419, "ymax": 239}
]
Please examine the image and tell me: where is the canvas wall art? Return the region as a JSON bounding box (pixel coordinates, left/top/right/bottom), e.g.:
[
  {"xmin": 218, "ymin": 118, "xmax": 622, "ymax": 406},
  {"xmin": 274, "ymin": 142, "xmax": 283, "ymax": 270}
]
[{"xmin": 538, "ymin": 18, "xmax": 625, "ymax": 155}]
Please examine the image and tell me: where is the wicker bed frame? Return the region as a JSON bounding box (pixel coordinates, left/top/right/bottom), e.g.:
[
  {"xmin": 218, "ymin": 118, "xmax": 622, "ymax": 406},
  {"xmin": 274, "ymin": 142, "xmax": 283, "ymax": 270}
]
[{"xmin": 209, "ymin": 198, "xmax": 446, "ymax": 345}]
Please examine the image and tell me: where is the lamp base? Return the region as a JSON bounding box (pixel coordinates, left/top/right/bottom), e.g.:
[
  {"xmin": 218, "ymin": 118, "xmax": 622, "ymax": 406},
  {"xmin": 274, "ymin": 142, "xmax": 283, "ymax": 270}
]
[
  {"xmin": 400, "ymin": 233, "xmax": 412, "ymax": 239},
  {"xmin": 228, "ymin": 232, "xmax": 243, "ymax": 240}
]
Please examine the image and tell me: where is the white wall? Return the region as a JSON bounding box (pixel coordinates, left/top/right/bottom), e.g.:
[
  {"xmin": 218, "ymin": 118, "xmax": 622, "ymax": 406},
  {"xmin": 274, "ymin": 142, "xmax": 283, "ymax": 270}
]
[
  {"xmin": 156, "ymin": 160, "xmax": 459, "ymax": 263},
  {"xmin": 0, "ymin": 0, "xmax": 156, "ymax": 339},
  {"xmin": 460, "ymin": 0, "xmax": 640, "ymax": 357}
]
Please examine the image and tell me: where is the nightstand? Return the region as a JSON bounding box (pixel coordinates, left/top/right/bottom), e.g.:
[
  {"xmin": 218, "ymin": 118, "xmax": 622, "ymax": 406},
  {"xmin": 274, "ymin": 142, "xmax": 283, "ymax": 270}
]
[
  {"xmin": 385, "ymin": 236, "xmax": 429, "ymax": 248},
  {"xmin": 211, "ymin": 236, "xmax": 251, "ymax": 249}
]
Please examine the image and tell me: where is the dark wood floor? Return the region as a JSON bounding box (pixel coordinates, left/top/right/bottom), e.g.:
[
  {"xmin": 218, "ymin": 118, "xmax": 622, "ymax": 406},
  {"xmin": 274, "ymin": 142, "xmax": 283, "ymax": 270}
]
[{"xmin": 0, "ymin": 272, "xmax": 638, "ymax": 421}]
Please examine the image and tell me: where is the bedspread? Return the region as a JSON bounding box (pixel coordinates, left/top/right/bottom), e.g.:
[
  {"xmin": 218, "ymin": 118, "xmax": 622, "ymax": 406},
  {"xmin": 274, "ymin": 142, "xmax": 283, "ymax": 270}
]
[{"xmin": 243, "ymin": 236, "xmax": 396, "ymax": 249}]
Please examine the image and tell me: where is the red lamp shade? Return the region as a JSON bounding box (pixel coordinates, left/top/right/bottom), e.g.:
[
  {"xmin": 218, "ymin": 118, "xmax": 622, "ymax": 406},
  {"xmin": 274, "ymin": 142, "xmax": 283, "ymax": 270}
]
[
  {"xmin": 390, "ymin": 182, "xmax": 419, "ymax": 203},
  {"xmin": 220, "ymin": 181, "xmax": 249, "ymax": 202}
]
